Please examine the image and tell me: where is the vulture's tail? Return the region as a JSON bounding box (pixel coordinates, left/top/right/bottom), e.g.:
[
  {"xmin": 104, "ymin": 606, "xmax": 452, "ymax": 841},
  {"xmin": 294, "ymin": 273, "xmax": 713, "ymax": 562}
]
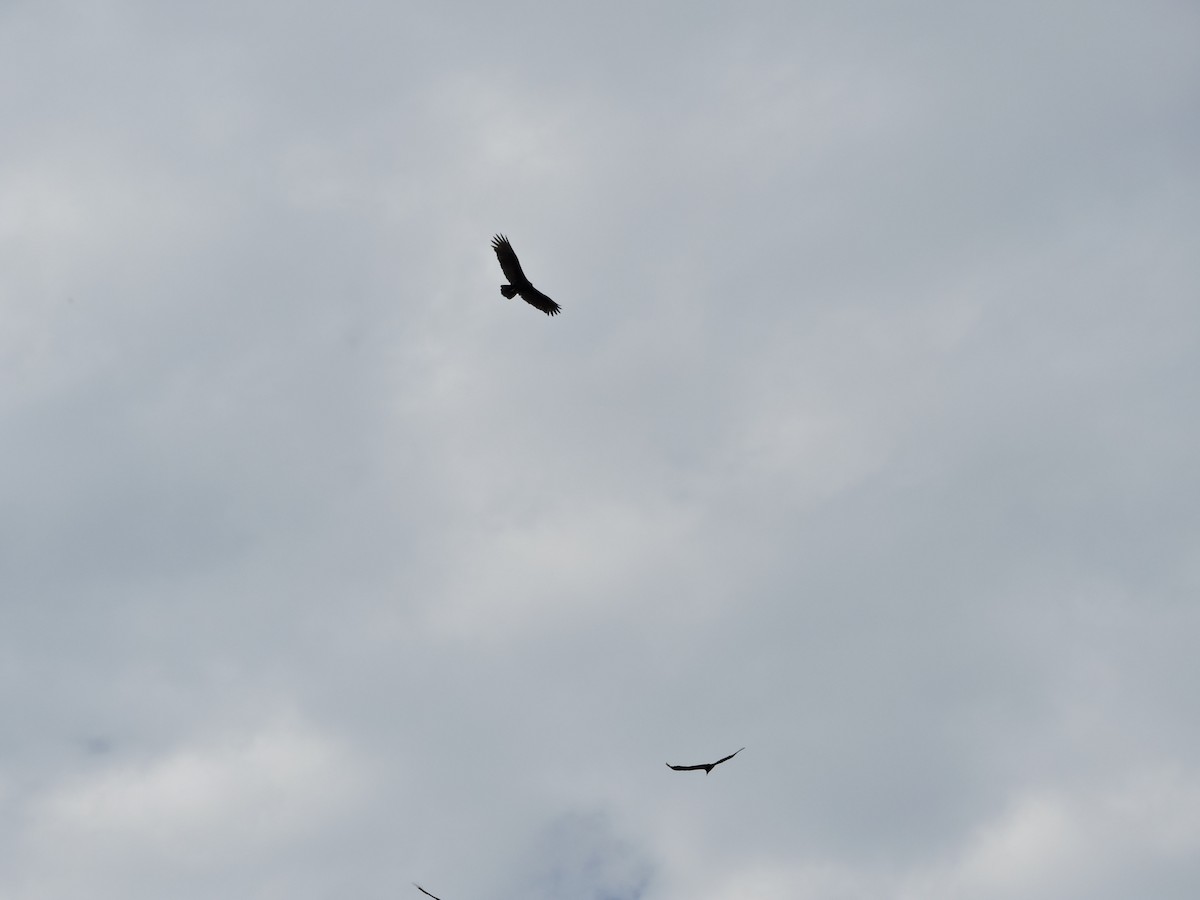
[{"xmin": 500, "ymin": 284, "xmax": 519, "ymax": 299}]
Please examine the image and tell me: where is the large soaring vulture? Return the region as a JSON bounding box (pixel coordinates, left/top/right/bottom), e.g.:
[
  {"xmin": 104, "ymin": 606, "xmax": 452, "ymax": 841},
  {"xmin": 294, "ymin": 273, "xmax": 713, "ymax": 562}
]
[
  {"xmin": 666, "ymin": 747, "xmax": 745, "ymax": 775},
  {"xmin": 491, "ymin": 234, "xmax": 561, "ymax": 316}
]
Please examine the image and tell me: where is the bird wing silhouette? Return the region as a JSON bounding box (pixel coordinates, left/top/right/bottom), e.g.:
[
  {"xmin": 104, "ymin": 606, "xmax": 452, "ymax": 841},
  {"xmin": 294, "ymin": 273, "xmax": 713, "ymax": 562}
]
[
  {"xmin": 491, "ymin": 234, "xmax": 530, "ymax": 288},
  {"xmin": 666, "ymin": 762, "xmax": 708, "ymax": 771},
  {"xmin": 517, "ymin": 284, "xmax": 561, "ymax": 316},
  {"xmin": 712, "ymin": 747, "xmax": 745, "ymax": 767},
  {"xmin": 414, "ymin": 884, "xmax": 444, "ymax": 900}
]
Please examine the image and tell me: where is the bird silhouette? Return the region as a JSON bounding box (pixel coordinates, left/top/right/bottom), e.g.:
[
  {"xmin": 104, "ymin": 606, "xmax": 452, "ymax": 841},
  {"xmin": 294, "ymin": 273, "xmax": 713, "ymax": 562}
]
[
  {"xmin": 666, "ymin": 747, "xmax": 745, "ymax": 774},
  {"xmin": 491, "ymin": 234, "xmax": 561, "ymax": 316},
  {"xmin": 413, "ymin": 884, "xmax": 444, "ymax": 900}
]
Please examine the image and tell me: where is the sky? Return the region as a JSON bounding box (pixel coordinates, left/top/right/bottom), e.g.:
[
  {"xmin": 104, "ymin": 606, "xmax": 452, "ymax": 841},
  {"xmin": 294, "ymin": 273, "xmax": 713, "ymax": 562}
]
[{"xmin": 1, "ymin": 1, "xmax": 1199, "ymax": 898}]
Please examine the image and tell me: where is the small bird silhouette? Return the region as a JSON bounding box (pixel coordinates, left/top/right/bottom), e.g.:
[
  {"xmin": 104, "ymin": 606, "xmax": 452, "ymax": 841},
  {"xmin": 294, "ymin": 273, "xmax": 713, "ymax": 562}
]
[
  {"xmin": 413, "ymin": 884, "xmax": 444, "ymax": 900},
  {"xmin": 491, "ymin": 234, "xmax": 561, "ymax": 316},
  {"xmin": 666, "ymin": 747, "xmax": 745, "ymax": 775}
]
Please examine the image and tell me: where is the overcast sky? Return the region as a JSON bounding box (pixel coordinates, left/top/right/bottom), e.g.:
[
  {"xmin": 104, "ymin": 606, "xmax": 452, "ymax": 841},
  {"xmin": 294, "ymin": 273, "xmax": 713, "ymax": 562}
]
[{"xmin": 2, "ymin": 1, "xmax": 1199, "ymax": 898}]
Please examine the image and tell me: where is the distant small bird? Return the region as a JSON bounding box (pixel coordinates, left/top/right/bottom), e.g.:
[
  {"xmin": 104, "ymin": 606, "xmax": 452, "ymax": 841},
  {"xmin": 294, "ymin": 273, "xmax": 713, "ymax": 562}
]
[
  {"xmin": 666, "ymin": 747, "xmax": 745, "ymax": 775},
  {"xmin": 491, "ymin": 234, "xmax": 561, "ymax": 316},
  {"xmin": 413, "ymin": 884, "xmax": 444, "ymax": 900}
]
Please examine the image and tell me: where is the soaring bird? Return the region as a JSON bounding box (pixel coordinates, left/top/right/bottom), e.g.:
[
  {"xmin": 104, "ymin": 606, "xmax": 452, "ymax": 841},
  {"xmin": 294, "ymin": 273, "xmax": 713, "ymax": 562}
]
[
  {"xmin": 491, "ymin": 234, "xmax": 561, "ymax": 316},
  {"xmin": 413, "ymin": 884, "xmax": 444, "ymax": 900},
  {"xmin": 666, "ymin": 747, "xmax": 745, "ymax": 775}
]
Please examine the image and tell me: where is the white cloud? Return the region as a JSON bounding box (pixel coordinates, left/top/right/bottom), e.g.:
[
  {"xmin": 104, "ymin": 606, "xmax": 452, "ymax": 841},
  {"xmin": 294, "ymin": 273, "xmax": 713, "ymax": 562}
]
[
  {"xmin": 902, "ymin": 765, "xmax": 1200, "ymax": 900},
  {"xmin": 23, "ymin": 716, "xmax": 365, "ymax": 865}
]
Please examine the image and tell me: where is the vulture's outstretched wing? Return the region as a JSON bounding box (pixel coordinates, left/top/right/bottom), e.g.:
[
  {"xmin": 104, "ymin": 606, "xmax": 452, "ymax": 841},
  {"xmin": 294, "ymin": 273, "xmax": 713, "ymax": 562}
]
[
  {"xmin": 515, "ymin": 284, "xmax": 561, "ymax": 316},
  {"xmin": 491, "ymin": 234, "xmax": 529, "ymax": 289},
  {"xmin": 712, "ymin": 747, "xmax": 745, "ymax": 767},
  {"xmin": 491, "ymin": 234, "xmax": 562, "ymax": 316},
  {"xmin": 413, "ymin": 884, "xmax": 444, "ymax": 900},
  {"xmin": 666, "ymin": 762, "xmax": 709, "ymax": 771}
]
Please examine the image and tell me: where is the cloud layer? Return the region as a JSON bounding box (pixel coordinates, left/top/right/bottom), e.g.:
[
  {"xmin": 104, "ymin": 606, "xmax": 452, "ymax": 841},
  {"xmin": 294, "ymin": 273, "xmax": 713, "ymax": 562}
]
[{"xmin": 2, "ymin": 2, "xmax": 1198, "ymax": 898}]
